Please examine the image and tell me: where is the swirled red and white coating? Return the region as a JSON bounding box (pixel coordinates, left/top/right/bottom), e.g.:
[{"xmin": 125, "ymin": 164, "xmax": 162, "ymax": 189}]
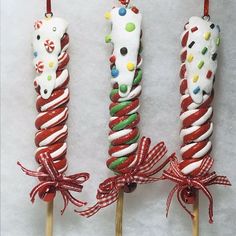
[
  {"xmin": 34, "ymin": 23, "xmax": 70, "ymax": 174},
  {"xmin": 178, "ymin": 17, "xmax": 220, "ymax": 176},
  {"xmin": 105, "ymin": 6, "xmax": 143, "ymax": 174}
]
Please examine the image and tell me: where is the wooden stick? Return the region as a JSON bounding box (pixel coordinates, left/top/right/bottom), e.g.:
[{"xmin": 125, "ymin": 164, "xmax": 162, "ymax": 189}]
[
  {"xmin": 115, "ymin": 190, "xmax": 124, "ymax": 236},
  {"xmin": 192, "ymin": 191, "xmax": 199, "ymax": 236},
  {"xmin": 45, "ymin": 201, "xmax": 54, "ymax": 236}
]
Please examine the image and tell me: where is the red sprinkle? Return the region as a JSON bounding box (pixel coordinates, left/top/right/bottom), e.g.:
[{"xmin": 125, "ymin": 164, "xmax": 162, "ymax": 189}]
[
  {"xmin": 109, "ymin": 55, "xmax": 116, "ymax": 64},
  {"xmin": 207, "ymin": 70, "xmax": 213, "ymax": 79},
  {"xmin": 131, "ymin": 6, "xmax": 139, "ymax": 14},
  {"xmin": 191, "ymin": 27, "xmax": 198, "ymax": 32}
]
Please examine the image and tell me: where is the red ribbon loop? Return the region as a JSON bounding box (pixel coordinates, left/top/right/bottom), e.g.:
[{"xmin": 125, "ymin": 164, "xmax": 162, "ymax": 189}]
[
  {"xmin": 163, "ymin": 155, "xmax": 231, "ymax": 223},
  {"xmin": 17, "ymin": 152, "xmax": 89, "ymax": 214},
  {"xmin": 77, "ymin": 137, "xmax": 171, "ymax": 217}
]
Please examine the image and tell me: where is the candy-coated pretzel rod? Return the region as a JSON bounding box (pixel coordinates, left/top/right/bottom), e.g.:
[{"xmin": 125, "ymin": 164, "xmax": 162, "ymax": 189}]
[
  {"xmin": 78, "ymin": 2, "xmax": 172, "ymax": 236},
  {"xmin": 18, "ymin": 1, "xmax": 89, "ymax": 235},
  {"xmin": 163, "ymin": 1, "xmax": 231, "ymax": 236}
]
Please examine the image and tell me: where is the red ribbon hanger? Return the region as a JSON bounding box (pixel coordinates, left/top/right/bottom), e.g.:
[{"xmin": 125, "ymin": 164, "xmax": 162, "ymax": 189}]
[
  {"xmin": 204, "ymin": 0, "xmax": 210, "ymax": 17},
  {"xmin": 46, "ymin": 0, "xmax": 53, "ymax": 17}
]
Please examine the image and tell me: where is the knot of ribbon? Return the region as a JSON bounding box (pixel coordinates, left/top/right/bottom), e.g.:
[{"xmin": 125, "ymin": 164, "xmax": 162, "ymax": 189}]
[
  {"xmin": 77, "ymin": 137, "xmax": 171, "ymax": 217},
  {"xmin": 17, "ymin": 153, "xmax": 90, "ymax": 214},
  {"xmin": 163, "ymin": 155, "xmax": 231, "ymax": 223}
]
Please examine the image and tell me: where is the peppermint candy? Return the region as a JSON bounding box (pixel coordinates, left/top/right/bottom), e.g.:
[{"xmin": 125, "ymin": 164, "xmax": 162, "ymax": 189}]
[
  {"xmin": 34, "ymin": 20, "xmax": 43, "ymax": 30},
  {"xmin": 35, "ymin": 61, "xmax": 44, "ymax": 73},
  {"xmin": 44, "ymin": 39, "xmax": 55, "ymax": 53}
]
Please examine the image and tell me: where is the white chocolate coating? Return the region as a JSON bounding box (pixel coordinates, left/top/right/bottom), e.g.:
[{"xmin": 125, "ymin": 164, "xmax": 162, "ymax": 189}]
[
  {"xmin": 109, "ymin": 7, "xmax": 142, "ymax": 97},
  {"xmin": 33, "ymin": 17, "xmax": 68, "ymax": 99},
  {"xmin": 184, "ymin": 16, "xmax": 220, "ymax": 104}
]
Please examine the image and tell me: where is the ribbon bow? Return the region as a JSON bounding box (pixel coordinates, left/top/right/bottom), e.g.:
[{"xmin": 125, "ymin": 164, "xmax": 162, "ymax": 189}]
[
  {"xmin": 77, "ymin": 137, "xmax": 171, "ymax": 217},
  {"xmin": 17, "ymin": 153, "xmax": 89, "ymax": 214},
  {"xmin": 163, "ymin": 155, "xmax": 231, "ymax": 223}
]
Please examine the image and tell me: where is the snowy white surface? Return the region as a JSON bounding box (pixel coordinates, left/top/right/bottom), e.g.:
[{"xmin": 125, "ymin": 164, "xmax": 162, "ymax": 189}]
[{"xmin": 1, "ymin": 0, "xmax": 236, "ymax": 235}]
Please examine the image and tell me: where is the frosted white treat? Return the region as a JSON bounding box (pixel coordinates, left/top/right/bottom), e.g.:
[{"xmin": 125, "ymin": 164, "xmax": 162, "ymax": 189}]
[
  {"xmin": 106, "ymin": 7, "xmax": 142, "ymax": 97},
  {"xmin": 33, "ymin": 17, "xmax": 68, "ymax": 99},
  {"xmin": 184, "ymin": 16, "xmax": 220, "ymax": 104}
]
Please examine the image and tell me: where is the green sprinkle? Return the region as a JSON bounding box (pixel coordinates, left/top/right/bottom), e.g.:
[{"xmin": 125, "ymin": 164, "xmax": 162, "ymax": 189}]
[
  {"xmin": 125, "ymin": 22, "xmax": 136, "ymax": 32},
  {"xmin": 133, "ymin": 69, "xmax": 142, "ymax": 85},
  {"xmin": 105, "ymin": 35, "xmax": 112, "ymax": 43},
  {"xmin": 110, "ymin": 101, "xmax": 131, "ymax": 116},
  {"xmin": 201, "ymin": 47, "xmax": 208, "ymax": 55},
  {"xmin": 108, "ymin": 157, "xmax": 127, "ymax": 170},
  {"xmin": 47, "ymin": 75, "xmax": 52, "ymax": 81},
  {"xmin": 113, "ymin": 114, "xmax": 137, "ymax": 131},
  {"xmin": 198, "ymin": 61, "xmax": 204, "ymax": 69},
  {"xmin": 120, "ymin": 84, "xmax": 128, "ymax": 93},
  {"xmin": 216, "ymin": 37, "xmax": 220, "ymax": 46}
]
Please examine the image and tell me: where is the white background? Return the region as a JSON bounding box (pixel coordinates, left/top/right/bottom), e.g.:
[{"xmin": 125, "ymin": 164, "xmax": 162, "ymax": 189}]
[{"xmin": 1, "ymin": 0, "xmax": 236, "ymax": 235}]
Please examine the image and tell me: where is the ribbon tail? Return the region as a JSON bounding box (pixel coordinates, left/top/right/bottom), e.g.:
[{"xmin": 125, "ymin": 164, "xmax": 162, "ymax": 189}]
[
  {"xmin": 63, "ymin": 191, "xmax": 87, "ymax": 208},
  {"xmin": 29, "ymin": 181, "xmax": 53, "ymax": 203},
  {"xmin": 177, "ymin": 187, "xmax": 195, "ymax": 220},
  {"xmin": 195, "ymin": 182, "xmax": 214, "ymax": 224},
  {"xmin": 166, "ymin": 185, "xmax": 179, "ymax": 218},
  {"xmin": 17, "ymin": 161, "xmax": 47, "ymax": 177},
  {"xmin": 76, "ymin": 203, "xmax": 101, "ymax": 218},
  {"xmin": 60, "ymin": 191, "xmax": 69, "ymax": 215}
]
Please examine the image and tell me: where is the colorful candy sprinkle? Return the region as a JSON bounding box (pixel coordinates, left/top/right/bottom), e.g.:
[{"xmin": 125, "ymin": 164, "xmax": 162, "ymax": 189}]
[
  {"xmin": 210, "ymin": 23, "xmax": 215, "ymax": 29},
  {"xmin": 120, "ymin": 84, "xmax": 128, "ymax": 93},
  {"xmin": 212, "ymin": 53, "xmax": 217, "ymax": 61},
  {"xmin": 198, "ymin": 61, "xmax": 204, "ymax": 69},
  {"xmin": 188, "ymin": 41, "xmax": 195, "ymax": 48},
  {"xmin": 105, "ymin": 12, "xmax": 111, "ymax": 20},
  {"xmin": 105, "ymin": 35, "xmax": 112, "ymax": 43},
  {"xmin": 47, "ymin": 75, "xmax": 52, "ymax": 81},
  {"xmin": 201, "ymin": 47, "xmax": 208, "ymax": 55},
  {"xmin": 119, "ymin": 7, "xmax": 127, "ymax": 16},
  {"xmin": 191, "ymin": 27, "xmax": 198, "ymax": 32},
  {"xmin": 216, "ymin": 37, "xmax": 220, "ymax": 46},
  {"xmin": 33, "ymin": 52, "xmax": 38, "ymax": 58},
  {"xmin": 49, "ymin": 62, "xmax": 54, "ymax": 68},
  {"xmin": 131, "ymin": 6, "xmax": 139, "ymax": 14},
  {"xmin": 126, "ymin": 23, "xmax": 136, "ymax": 32},
  {"xmin": 120, "ymin": 47, "xmax": 128, "ymax": 56},
  {"xmin": 111, "ymin": 68, "xmax": 119, "ymax": 78},
  {"xmin": 187, "ymin": 54, "xmax": 194, "ymax": 62},
  {"xmin": 206, "ymin": 70, "xmax": 213, "ymax": 79},
  {"xmin": 204, "ymin": 32, "xmax": 211, "ymax": 40},
  {"xmin": 109, "ymin": 55, "xmax": 116, "ymax": 63},
  {"xmin": 193, "ymin": 75, "xmax": 199, "ymax": 83},
  {"xmin": 127, "ymin": 62, "xmax": 135, "ymax": 71},
  {"xmin": 193, "ymin": 86, "xmax": 201, "ymax": 94}
]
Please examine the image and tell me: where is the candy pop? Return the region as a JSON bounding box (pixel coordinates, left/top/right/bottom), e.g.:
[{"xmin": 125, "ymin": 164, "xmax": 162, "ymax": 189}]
[
  {"xmin": 18, "ymin": 1, "xmax": 89, "ymax": 235},
  {"xmin": 163, "ymin": 1, "xmax": 231, "ymax": 235},
  {"xmin": 78, "ymin": 2, "xmax": 171, "ymax": 236}
]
